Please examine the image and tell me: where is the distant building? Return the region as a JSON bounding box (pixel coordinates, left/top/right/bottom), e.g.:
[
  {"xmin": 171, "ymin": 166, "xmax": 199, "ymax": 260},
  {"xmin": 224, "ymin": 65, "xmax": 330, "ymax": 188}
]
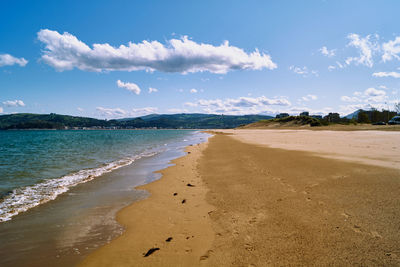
[
  {"xmin": 311, "ymin": 115, "xmax": 322, "ymax": 120},
  {"xmin": 276, "ymin": 113, "xmax": 290, "ymax": 118},
  {"xmin": 300, "ymin": 111, "xmax": 309, "ymax": 116}
]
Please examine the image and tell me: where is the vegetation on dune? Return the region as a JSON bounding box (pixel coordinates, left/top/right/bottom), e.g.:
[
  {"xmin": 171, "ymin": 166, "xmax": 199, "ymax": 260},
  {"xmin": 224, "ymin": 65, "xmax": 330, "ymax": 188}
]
[{"xmin": 241, "ymin": 108, "xmax": 399, "ymax": 128}]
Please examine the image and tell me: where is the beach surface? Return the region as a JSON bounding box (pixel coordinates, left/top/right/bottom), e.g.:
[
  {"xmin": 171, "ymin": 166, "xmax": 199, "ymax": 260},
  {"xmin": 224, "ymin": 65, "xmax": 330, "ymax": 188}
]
[{"xmin": 81, "ymin": 129, "xmax": 400, "ymax": 266}]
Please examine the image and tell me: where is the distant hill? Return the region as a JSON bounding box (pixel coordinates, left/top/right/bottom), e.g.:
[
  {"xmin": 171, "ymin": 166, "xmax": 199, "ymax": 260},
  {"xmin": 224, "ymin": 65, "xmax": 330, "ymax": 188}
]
[
  {"xmin": 0, "ymin": 113, "xmax": 273, "ymax": 130},
  {"xmin": 344, "ymin": 110, "xmax": 360, "ymax": 119},
  {"xmin": 0, "ymin": 113, "xmax": 110, "ymax": 130}
]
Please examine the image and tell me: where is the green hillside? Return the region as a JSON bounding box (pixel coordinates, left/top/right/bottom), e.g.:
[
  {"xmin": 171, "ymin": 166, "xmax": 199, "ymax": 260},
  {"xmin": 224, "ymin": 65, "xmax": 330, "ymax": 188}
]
[{"xmin": 0, "ymin": 113, "xmax": 273, "ymax": 130}]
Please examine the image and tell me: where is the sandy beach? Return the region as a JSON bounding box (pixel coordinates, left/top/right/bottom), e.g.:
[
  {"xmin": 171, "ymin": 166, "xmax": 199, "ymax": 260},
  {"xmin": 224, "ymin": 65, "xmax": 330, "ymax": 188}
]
[{"xmin": 80, "ymin": 129, "xmax": 400, "ymax": 266}]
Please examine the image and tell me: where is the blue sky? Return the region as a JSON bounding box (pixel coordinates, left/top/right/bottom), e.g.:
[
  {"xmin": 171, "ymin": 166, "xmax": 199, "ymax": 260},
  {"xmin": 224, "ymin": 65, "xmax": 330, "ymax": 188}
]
[{"xmin": 1, "ymin": 0, "xmax": 400, "ymax": 118}]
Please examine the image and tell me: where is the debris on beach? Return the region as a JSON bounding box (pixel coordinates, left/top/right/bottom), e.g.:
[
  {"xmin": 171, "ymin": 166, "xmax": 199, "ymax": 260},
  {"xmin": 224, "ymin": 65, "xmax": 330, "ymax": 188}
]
[{"xmin": 143, "ymin": 248, "xmax": 160, "ymax": 257}]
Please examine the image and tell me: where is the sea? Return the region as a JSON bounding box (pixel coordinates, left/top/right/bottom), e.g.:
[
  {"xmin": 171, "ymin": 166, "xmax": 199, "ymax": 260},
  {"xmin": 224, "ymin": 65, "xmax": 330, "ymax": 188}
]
[{"xmin": 0, "ymin": 129, "xmax": 209, "ymax": 267}]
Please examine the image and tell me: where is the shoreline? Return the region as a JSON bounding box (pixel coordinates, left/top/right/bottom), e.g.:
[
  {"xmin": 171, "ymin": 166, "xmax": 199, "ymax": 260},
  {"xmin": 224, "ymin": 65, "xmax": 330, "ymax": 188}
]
[
  {"xmin": 80, "ymin": 138, "xmax": 215, "ymax": 266},
  {"xmin": 80, "ymin": 129, "xmax": 400, "ymax": 266},
  {"xmin": 0, "ymin": 130, "xmax": 209, "ymax": 267}
]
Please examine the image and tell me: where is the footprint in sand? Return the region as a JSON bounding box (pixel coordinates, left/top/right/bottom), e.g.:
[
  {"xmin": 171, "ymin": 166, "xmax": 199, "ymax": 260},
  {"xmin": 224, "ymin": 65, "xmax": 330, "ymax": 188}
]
[
  {"xmin": 244, "ymin": 243, "xmax": 255, "ymax": 251},
  {"xmin": 200, "ymin": 250, "xmax": 213, "ymax": 261},
  {"xmin": 353, "ymin": 224, "xmax": 362, "ymax": 233}
]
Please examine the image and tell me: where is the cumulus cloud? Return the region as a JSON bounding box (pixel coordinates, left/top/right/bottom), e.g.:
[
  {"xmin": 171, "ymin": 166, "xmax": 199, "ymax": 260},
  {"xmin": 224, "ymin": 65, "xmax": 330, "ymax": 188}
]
[
  {"xmin": 96, "ymin": 106, "xmax": 157, "ymax": 118},
  {"xmin": 289, "ymin": 65, "xmax": 318, "ymax": 77},
  {"xmin": 0, "ymin": 54, "xmax": 28, "ymax": 67},
  {"xmin": 116, "ymin": 80, "xmax": 141, "ymax": 95},
  {"xmin": 77, "ymin": 107, "xmax": 84, "ymax": 111},
  {"xmin": 148, "ymin": 87, "xmax": 158, "ymax": 93},
  {"xmin": 319, "ymin": 46, "xmax": 335, "ymax": 57},
  {"xmin": 372, "ymin": 71, "xmax": 400, "ymax": 78},
  {"xmin": 3, "ymin": 100, "xmax": 25, "ymax": 107},
  {"xmin": 341, "ymin": 87, "xmax": 387, "ymax": 104},
  {"xmin": 300, "ymin": 94, "xmax": 318, "ymax": 101},
  {"xmin": 190, "ymin": 88, "xmax": 198, "ymax": 93},
  {"xmin": 382, "ymin": 36, "xmax": 400, "ymax": 62},
  {"xmin": 37, "ymin": 29, "xmax": 277, "ymax": 74},
  {"xmin": 364, "ymin": 87, "xmax": 385, "ymax": 97},
  {"xmin": 345, "ymin": 33, "xmax": 378, "ymax": 67},
  {"xmin": 185, "ymin": 96, "xmax": 291, "ymax": 115}
]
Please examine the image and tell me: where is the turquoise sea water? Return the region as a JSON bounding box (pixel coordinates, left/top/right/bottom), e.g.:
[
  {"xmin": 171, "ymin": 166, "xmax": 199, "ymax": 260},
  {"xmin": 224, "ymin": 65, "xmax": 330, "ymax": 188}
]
[
  {"xmin": 0, "ymin": 129, "xmax": 201, "ymax": 222},
  {"xmin": 0, "ymin": 129, "xmax": 210, "ymax": 266}
]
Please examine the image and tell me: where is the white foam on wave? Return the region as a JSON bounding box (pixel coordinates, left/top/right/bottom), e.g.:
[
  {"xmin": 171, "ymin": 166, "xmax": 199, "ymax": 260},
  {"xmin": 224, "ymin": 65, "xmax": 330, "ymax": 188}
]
[{"xmin": 0, "ymin": 151, "xmax": 159, "ymax": 222}]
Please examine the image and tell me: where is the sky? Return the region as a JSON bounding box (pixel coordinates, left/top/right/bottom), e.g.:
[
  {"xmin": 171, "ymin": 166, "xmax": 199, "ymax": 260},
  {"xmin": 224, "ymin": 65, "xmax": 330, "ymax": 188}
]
[{"xmin": 1, "ymin": 0, "xmax": 400, "ymax": 119}]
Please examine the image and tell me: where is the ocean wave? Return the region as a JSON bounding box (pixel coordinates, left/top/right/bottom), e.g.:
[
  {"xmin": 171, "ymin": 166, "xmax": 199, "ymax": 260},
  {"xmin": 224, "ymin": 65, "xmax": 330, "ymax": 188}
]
[{"xmin": 0, "ymin": 151, "xmax": 159, "ymax": 222}]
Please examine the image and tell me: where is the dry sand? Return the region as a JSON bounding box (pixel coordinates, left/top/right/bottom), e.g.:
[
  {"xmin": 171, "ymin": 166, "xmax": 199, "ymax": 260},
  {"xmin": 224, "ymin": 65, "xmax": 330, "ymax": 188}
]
[
  {"xmin": 80, "ymin": 130, "xmax": 400, "ymax": 266},
  {"xmin": 222, "ymin": 129, "xmax": 400, "ymax": 170}
]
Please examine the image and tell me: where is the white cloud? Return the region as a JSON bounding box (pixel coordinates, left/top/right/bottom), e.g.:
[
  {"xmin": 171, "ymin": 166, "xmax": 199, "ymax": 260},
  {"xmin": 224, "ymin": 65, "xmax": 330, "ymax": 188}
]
[
  {"xmin": 328, "ymin": 65, "xmax": 336, "ymax": 71},
  {"xmin": 148, "ymin": 87, "xmax": 158, "ymax": 93},
  {"xmin": 116, "ymin": 80, "xmax": 141, "ymax": 95},
  {"xmin": 364, "ymin": 87, "xmax": 385, "ymax": 97},
  {"xmin": 96, "ymin": 106, "xmax": 157, "ymax": 119},
  {"xmin": 131, "ymin": 107, "xmax": 158, "ymax": 116},
  {"xmin": 184, "ymin": 102, "xmax": 198, "ymax": 107},
  {"xmin": 372, "ymin": 71, "xmax": 400, "ymax": 78},
  {"xmin": 382, "ymin": 36, "xmax": 400, "ymax": 62},
  {"xmin": 2, "ymin": 100, "xmax": 25, "ymax": 107},
  {"xmin": 328, "ymin": 61, "xmax": 346, "ymax": 71},
  {"xmin": 77, "ymin": 107, "xmax": 84, "ymax": 111},
  {"xmin": 289, "ymin": 65, "xmax": 318, "ymax": 77},
  {"xmin": 37, "ymin": 29, "xmax": 277, "ymax": 74},
  {"xmin": 341, "ymin": 87, "xmax": 387, "ymax": 104},
  {"xmin": 190, "ymin": 88, "xmax": 198, "ymax": 93},
  {"xmin": 340, "ymin": 96, "xmax": 361, "ymax": 102},
  {"xmin": 96, "ymin": 107, "xmax": 127, "ymax": 117},
  {"xmin": 0, "ymin": 107, "xmax": 3, "ymax": 113},
  {"xmin": 186, "ymin": 96, "xmax": 291, "ymax": 115},
  {"xmin": 0, "ymin": 54, "xmax": 28, "ymax": 67},
  {"xmin": 167, "ymin": 108, "xmax": 188, "ymax": 113},
  {"xmin": 319, "ymin": 46, "xmax": 335, "ymax": 57},
  {"xmin": 336, "ymin": 61, "xmax": 345, "ymax": 69},
  {"xmin": 345, "ymin": 33, "xmax": 378, "ymax": 67},
  {"xmin": 300, "ymin": 94, "xmax": 318, "ymax": 101}
]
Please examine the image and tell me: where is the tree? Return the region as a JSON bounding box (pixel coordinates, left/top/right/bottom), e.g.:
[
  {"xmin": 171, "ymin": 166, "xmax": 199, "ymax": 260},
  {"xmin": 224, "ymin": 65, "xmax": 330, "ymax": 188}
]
[
  {"xmin": 395, "ymin": 102, "xmax": 400, "ymax": 114},
  {"xmin": 357, "ymin": 111, "xmax": 370, "ymax": 123}
]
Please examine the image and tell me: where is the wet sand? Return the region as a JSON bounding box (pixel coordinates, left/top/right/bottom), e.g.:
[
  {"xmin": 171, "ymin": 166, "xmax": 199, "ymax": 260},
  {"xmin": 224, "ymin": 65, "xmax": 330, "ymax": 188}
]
[
  {"xmin": 81, "ymin": 130, "xmax": 400, "ymax": 266},
  {"xmin": 80, "ymin": 142, "xmax": 215, "ymax": 266}
]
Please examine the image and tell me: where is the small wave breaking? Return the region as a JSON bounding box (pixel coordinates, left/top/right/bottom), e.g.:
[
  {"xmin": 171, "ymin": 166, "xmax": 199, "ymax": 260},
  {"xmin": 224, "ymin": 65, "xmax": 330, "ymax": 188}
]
[{"xmin": 0, "ymin": 151, "xmax": 159, "ymax": 222}]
